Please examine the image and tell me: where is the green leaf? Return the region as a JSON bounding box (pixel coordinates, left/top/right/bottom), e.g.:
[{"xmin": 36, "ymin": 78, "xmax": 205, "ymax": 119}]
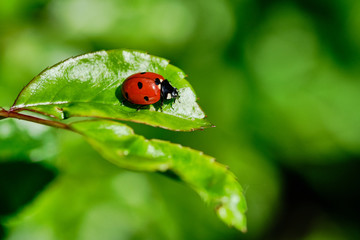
[
  {"xmin": 11, "ymin": 49, "xmax": 212, "ymax": 131},
  {"xmin": 0, "ymin": 119, "xmax": 58, "ymax": 163},
  {"xmin": 70, "ymin": 120, "xmax": 247, "ymax": 232}
]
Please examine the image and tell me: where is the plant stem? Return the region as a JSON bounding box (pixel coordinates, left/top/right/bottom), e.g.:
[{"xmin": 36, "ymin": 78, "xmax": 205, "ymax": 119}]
[{"xmin": 0, "ymin": 108, "xmax": 70, "ymax": 130}]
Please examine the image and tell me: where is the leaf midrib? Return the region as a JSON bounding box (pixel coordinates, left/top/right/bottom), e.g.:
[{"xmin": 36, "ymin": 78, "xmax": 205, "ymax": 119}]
[
  {"xmin": 12, "ymin": 101, "xmax": 205, "ymax": 123},
  {"xmin": 13, "ymin": 100, "xmax": 119, "ymax": 109}
]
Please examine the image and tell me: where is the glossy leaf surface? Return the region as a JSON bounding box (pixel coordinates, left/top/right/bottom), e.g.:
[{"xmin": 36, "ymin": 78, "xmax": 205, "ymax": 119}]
[
  {"xmin": 70, "ymin": 120, "xmax": 247, "ymax": 231},
  {"xmin": 11, "ymin": 50, "xmax": 212, "ymax": 131}
]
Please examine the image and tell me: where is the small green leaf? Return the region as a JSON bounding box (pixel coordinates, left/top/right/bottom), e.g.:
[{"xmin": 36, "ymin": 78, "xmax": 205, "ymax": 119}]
[
  {"xmin": 70, "ymin": 120, "xmax": 247, "ymax": 232},
  {"xmin": 11, "ymin": 49, "xmax": 212, "ymax": 131}
]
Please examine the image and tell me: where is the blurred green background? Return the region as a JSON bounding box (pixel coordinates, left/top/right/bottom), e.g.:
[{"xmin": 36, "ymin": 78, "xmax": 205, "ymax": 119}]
[{"xmin": 1, "ymin": 0, "xmax": 360, "ymax": 239}]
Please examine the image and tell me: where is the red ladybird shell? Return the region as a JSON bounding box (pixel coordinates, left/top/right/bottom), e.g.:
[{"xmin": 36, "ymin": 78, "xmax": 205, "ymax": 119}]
[{"xmin": 121, "ymin": 72, "xmax": 164, "ymax": 105}]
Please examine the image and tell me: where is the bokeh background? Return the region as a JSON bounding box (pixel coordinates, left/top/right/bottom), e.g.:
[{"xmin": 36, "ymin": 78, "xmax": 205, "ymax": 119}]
[{"xmin": 1, "ymin": 0, "xmax": 360, "ymax": 239}]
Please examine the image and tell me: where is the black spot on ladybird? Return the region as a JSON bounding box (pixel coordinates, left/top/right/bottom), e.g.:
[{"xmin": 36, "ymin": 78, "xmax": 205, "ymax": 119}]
[
  {"xmin": 155, "ymin": 78, "xmax": 160, "ymax": 85},
  {"xmin": 137, "ymin": 82, "xmax": 143, "ymax": 89},
  {"xmin": 144, "ymin": 96, "xmax": 149, "ymax": 101},
  {"xmin": 125, "ymin": 92, "xmax": 129, "ymax": 99},
  {"xmin": 140, "ymin": 72, "xmax": 146, "ymax": 74}
]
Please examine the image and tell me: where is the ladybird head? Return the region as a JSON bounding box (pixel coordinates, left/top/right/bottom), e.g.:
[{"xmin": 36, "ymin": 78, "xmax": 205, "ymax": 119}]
[
  {"xmin": 171, "ymin": 87, "xmax": 178, "ymax": 99},
  {"xmin": 161, "ymin": 80, "xmax": 179, "ymax": 100}
]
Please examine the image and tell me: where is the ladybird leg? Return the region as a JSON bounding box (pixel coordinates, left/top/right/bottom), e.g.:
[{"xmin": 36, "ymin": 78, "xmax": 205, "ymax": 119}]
[
  {"xmin": 170, "ymin": 97, "xmax": 178, "ymax": 110},
  {"xmin": 136, "ymin": 105, "xmax": 146, "ymax": 111},
  {"xmin": 159, "ymin": 98, "xmax": 164, "ymax": 112}
]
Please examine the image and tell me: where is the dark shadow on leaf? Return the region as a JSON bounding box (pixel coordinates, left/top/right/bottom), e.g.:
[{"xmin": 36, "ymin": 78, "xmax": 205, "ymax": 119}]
[{"xmin": 159, "ymin": 169, "xmax": 181, "ymax": 182}]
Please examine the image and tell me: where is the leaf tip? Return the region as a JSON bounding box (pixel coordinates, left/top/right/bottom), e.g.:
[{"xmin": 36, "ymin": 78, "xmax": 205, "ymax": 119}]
[
  {"xmin": 234, "ymin": 224, "xmax": 247, "ymax": 233},
  {"xmin": 237, "ymin": 218, "xmax": 248, "ymax": 233}
]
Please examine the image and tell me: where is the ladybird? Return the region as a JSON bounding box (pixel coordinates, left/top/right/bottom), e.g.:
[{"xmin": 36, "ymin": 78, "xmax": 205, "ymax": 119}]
[{"xmin": 121, "ymin": 72, "xmax": 178, "ymax": 107}]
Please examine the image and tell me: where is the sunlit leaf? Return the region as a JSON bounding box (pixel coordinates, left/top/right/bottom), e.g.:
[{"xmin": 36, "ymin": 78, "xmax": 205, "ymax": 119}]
[
  {"xmin": 70, "ymin": 120, "xmax": 247, "ymax": 231},
  {"xmin": 11, "ymin": 49, "xmax": 212, "ymax": 131}
]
